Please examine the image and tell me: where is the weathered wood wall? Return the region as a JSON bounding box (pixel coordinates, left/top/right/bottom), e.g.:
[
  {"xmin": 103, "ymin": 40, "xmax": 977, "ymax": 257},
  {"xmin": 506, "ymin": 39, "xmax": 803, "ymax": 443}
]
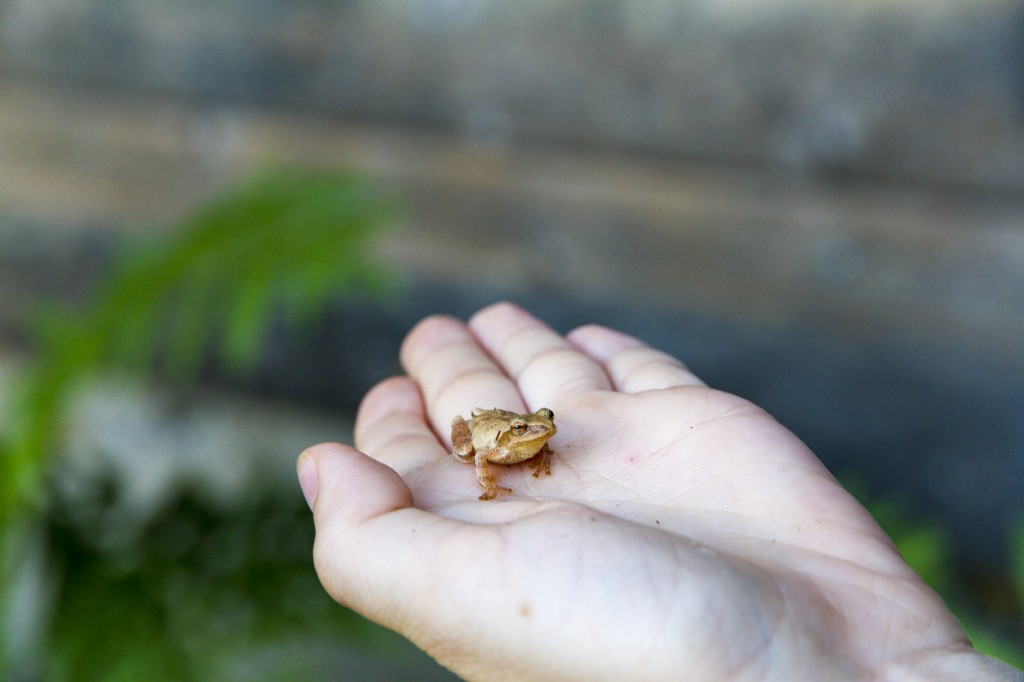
[{"xmin": 3, "ymin": 0, "xmax": 1024, "ymax": 357}]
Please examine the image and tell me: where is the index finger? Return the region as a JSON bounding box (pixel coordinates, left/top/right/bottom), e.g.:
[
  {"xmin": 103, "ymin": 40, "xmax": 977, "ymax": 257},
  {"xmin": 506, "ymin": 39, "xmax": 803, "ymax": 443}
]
[
  {"xmin": 468, "ymin": 303, "xmax": 613, "ymax": 407},
  {"xmin": 399, "ymin": 314, "xmax": 525, "ymax": 439}
]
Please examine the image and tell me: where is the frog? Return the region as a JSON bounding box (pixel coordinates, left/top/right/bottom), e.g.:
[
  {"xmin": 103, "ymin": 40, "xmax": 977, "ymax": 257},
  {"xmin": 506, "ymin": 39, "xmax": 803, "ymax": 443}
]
[{"xmin": 450, "ymin": 407, "xmax": 557, "ymax": 500}]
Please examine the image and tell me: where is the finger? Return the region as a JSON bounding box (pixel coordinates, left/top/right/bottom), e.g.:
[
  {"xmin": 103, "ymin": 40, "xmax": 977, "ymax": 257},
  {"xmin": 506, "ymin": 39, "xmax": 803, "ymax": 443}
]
[
  {"xmin": 298, "ymin": 443, "xmax": 478, "ymax": 633},
  {"xmin": 468, "ymin": 302, "xmax": 612, "ymax": 406},
  {"xmin": 354, "ymin": 376, "xmax": 448, "ymax": 475},
  {"xmin": 400, "ymin": 314, "xmax": 524, "ymax": 436},
  {"xmin": 566, "ymin": 324, "xmax": 706, "ymax": 391}
]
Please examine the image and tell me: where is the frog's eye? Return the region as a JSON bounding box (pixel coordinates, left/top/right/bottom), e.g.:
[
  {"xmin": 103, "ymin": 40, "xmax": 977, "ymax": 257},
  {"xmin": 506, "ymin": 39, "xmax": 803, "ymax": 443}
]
[{"xmin": 511, "ymin": 421, "xmax": 527, "ymax": 433}]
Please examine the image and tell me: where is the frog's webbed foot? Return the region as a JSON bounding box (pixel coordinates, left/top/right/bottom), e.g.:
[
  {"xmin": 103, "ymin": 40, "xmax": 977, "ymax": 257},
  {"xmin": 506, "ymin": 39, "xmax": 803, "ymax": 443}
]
[
  {"xmin": 478, "ymin": 481, "xmax": 513, "ymax": 501},
  {"xmin": 528, "ymin": 445, "xmax": 554, "ymax": 478}
]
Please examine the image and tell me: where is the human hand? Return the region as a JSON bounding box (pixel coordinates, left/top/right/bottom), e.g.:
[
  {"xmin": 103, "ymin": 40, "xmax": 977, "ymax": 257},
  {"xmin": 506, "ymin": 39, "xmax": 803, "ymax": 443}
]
[{"xmin": 298, "ymin": 303, "xmax": 1019, "ymax": 681}]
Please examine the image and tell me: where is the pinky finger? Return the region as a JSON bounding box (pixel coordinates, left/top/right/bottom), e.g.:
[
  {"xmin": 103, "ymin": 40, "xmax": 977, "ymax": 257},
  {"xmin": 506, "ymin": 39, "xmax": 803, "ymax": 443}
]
[{"xmin": 566, "ymin": 325, "xmax": 706, "ymax": 392}]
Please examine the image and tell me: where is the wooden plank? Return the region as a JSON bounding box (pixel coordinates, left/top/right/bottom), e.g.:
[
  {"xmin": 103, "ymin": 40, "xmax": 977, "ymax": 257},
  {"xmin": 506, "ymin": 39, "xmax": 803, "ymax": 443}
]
[
  {"xmin": 3, "ymin": 0, "xmax": 1024, "ymax": 188},
  {"xmin": 1, "ymin": 78, "xmax": 1023, "ymax": 364}
]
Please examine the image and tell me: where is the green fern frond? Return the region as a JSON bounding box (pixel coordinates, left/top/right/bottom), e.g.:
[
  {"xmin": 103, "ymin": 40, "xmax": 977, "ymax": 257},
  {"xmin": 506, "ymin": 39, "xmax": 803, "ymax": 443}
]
[{"xmin": 0, "ymin": 168, "xmax": 397, "ymax": 522}]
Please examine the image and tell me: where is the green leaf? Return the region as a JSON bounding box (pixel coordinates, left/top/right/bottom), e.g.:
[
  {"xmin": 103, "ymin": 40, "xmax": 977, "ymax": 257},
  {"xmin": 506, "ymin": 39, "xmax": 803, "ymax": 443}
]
[
  {"xmin": 0, "ymin": 167, "xmax": 397, "ymax": 522},
  {"xmin": 1012, "ymin": 520, "xmax": 1024, "ymax": 615}
]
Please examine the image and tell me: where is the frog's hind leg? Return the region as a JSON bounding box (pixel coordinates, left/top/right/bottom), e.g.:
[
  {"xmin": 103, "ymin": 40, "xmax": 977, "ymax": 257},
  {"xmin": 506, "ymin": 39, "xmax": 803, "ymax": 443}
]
[
  {"xmin": 450, "ymin": 415, "xmax": 475, "ymax": 463},
  {"xmin": 475, "ymin": 451, "xmax": 512, "ymax": 500}
]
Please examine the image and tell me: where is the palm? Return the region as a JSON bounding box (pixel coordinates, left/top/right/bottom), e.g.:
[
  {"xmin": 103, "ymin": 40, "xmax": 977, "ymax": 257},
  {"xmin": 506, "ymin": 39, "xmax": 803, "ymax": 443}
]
[
  {"xmin": 308, "ymin": 304, "xmax": 980, "ymax": 681},
  {"xmin": 421, "ymin": 388, "xmax": 771, "ymax": 505}
]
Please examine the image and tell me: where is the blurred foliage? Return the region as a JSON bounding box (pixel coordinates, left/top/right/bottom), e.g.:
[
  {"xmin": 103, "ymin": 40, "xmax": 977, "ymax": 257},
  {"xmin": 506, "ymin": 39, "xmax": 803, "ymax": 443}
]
[
  {"xmin": 850, "ymin": 482, "xmax": 1024, "ymax": 670},
  {"xmin": 966, "ymin": 522, "xmax": 1024, "ymax": 670},
  {"xmin": 0, "ymin": 168, "xmax": 400, "ymax": 677},
  {"xmin": 43, "ymin": 473, "xmax": 395, "ymax": 680},
  {"xmin": 1, "ymin": 168, "xmax": 394, "ymax": 524}
]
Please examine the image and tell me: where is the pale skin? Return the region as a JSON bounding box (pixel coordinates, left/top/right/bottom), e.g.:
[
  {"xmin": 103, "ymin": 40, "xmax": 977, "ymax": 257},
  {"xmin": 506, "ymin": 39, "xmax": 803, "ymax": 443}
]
[{"xmin": 297, "ymin": 303, "xmax": 1022, "ymax": 682}]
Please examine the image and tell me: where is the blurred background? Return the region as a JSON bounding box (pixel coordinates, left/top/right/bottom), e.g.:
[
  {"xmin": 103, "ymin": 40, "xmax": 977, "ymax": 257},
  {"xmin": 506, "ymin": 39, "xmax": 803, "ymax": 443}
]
[{"xmin": 2, "ymin": 0, "xmax": 1023, "ymax": 678}]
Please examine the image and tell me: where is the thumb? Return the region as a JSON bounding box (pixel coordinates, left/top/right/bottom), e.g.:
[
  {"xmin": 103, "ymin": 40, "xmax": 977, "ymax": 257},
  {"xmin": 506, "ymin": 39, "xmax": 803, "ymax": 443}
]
[
  {"xmin": 297, "ymin": 441, "xmax": 413, "ymax": 522},
  {"xmin": 295, "ymin": 442, "xmax": 461, "ymax": 625}
]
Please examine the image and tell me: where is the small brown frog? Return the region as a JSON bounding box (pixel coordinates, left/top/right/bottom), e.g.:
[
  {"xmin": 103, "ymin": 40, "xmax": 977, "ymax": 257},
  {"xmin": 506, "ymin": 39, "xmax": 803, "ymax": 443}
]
[{"xmin": 450, "ymin": 407, "xmax": 557, "ymax": 500}]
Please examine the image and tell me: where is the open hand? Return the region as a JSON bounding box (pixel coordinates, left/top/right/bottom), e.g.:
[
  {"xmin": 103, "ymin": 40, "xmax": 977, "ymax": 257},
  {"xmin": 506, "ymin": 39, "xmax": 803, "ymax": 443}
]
[{"xmin": 298, "ymin": 303, "xmax": 1015, "ymax": 681}]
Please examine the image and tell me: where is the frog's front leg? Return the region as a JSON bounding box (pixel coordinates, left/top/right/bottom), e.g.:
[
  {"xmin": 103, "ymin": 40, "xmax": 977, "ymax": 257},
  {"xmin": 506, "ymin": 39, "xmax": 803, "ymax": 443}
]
[
  {"xmin": 528, "ymin": 443, "xmax": 554, "ymax": 478},
  {"xmin": 475, "ymin": 450, "xmax": 512, "ymax": 500}
]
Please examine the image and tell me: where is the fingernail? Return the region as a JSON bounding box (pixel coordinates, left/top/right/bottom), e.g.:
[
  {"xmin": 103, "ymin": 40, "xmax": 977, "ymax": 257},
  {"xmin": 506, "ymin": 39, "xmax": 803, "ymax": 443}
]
[{"xmin": 297, "ymin": 451, "xmax": 318, "ymax": 510}]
